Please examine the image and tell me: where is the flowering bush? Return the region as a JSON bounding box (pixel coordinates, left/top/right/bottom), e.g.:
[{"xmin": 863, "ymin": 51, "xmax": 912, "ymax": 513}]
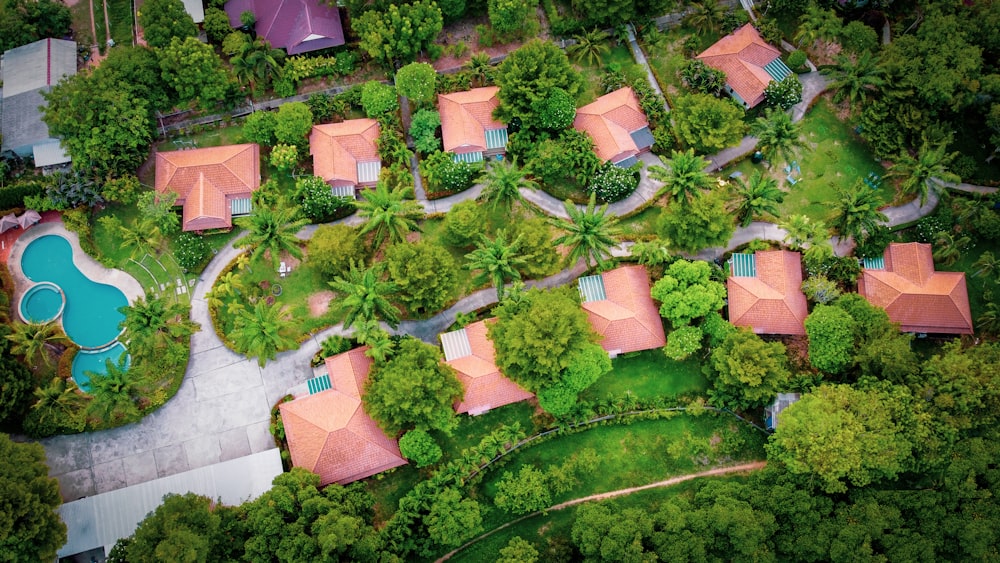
[
  {"xmin": 588, "ymin": 161, "xmax": 639, "ymax": 202},
  {"xmin": 175, "ymin": 232, "xmax": 209, "ymax": 271}
]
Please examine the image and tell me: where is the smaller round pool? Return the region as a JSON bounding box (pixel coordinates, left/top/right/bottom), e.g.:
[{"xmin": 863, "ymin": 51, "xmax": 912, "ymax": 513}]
[
  {"xmin": 71, "ymin": 342, "xmax": 130, "ymax": 392},
  {"xmin": 19, "ymin": 282, "xmax": 66, "ymax": 324}
]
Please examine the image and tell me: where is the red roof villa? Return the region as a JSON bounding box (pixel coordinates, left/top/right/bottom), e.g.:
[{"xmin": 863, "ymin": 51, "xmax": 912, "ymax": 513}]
[
  {"xmin": 154, "ymin": 144, "xmax": 260, "ymax": 232},
  {"xmin": 578, "ymin": 265, "xmax": 666, "ymax": 356},
  {"xmin": 727, "ymin": 250, "xmax": 808, "ymax": 335},
  {"xmin": 858, "ymin": 242, "xmax": 973, "ymax": 334},
  {"xmin": 438, "ymin": 86, "xmax": 509, "ymax": 164},
  {"xmin": 696, "ymin": 24, "xmax": 793, "ymax": 109},
  {"xmin": 280, "ymin": 347, "xmax": 407, "ymax": 486},
  {"xmin": 440, "ymin": 319, "xmax": 534, "ymax": 416},
  {"xmin": 225, "ymin": 0, "xmax": 345, "ymax": 55},
  {"xmin": 573, "ymin": 87, "xmax": 654, "ymax": 168},
  {"xmin": 310, "ymin": 118, "xmax": 381, "ymax": 196}
]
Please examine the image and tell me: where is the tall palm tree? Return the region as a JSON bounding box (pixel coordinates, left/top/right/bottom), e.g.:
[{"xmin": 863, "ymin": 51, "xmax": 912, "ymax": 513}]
[
  {"xmin": 231, "ymin": 300, "xmax": 297, "ymax": 367},
  {"xmin": 465, "ymin": 230, "xmax": 528, "ymax": 301},
  {"xmin": 972, "ymin": 251, "xmax": 1000, "ymax": 281},
  {"xmin": 477, "ymin": 159, "xmax": 536, "ymax": 212},
  {"xmin": 888, "ymin": 139, "xmax": 961, "ymax": 206},
  {"xmin": 648, "ymin": 149, "xmax": 713, "ymax": 207},
  {"xmin": 215, "ymin": 271, "xmax": 245, "ymax": 299},
  {"xmin": 823, "ymin": 51, "xmax": 887, "ymax": 106},
  {"xmin": 550, "ymin": 193, "xmax": 623, "ymax": 271},
  {"xmin": 31, "ymin": 377, "xmax": 87, "ymax": 432},
  {"xmin": 6, "ymin": 322, "xmax": 69, "ymax": 367},
  {"xmin": 686, "ymin": 0, "xmax": 725, "ymax": 35},
  {"xmin": 932, "ymin": 231, "xmax": 971, "ymax": 267},
  {"xmin": 354, "ymin": 319, "xmax": 395, "ymax": 363},
  {"xmin": 119, "ymin": 223, "xmax": 154, "ymax": 258},
  {"xmin": 119, "ymin": 296, "xmax": 197, "ymax": 351},
  {"xmin": 750, "ymin": 108, "xmax": 805, "ymax": 168},
  {"xmin": 568, "ymin": 29, "xmax": 610, "ymax": 66},
  {"xmin": 780, "ymin": 214, "xmax": 829, "ymax": 249},
  {"xmin": 833, "ymin": 182, "xmax": 888, "ymax": 242},
  {"xmin": 235, "ymin": 206, "xmax": 309, "ymax": 270},
  {"xmin": 794, "ymin": 4, "xmax": 841, "ymax": 48},
  {"xmin": 730, "ymin": 171, "xmax": 784, "ymax": 226},
  {"xmin": 467, "ymin": 52, "xmax": 493, "ymax": 87},
  {"xmin": 328, "ymin": 262, "xmax": 401, "ymax": 330},
  {"xmin": 85, "ymin": 353, "xmax": 140, "ymax": 423},
  {"xmin": 355, "ymin": 182, "xmax": 424, "ymax": 249},
  {"xmin": 978, "ymin": 301, "xmax": 1000, "ymax": 336}
]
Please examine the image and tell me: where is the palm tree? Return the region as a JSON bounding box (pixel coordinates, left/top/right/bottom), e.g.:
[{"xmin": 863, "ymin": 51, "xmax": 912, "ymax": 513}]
[
  {"xmin": 686, "ymin": 0, "xmax": 725, "ymax": 35},
  {"xmin": 231, "ymin": 300, "xmax": 297, "ymax": 367},
  {"xmin": 465, "ymin": 230, "xmax": 528, "ymax": 301},
  {"xmin": 978, "ymin": 301, "xmax": 1000, "ymax": 336},
  {"xmin": 780, "ymin": 214, "xmax": 829, "ymax": 249},
  {"xmin": 833, "ymin": 182, "xmax": 889, "ymax": 242},
  {"xmin": 231, "ymin": 38, "xmax": 285, "ymax": 93},
  {"xmin": 750, "ymin": 108, "xmax": 805, "ymax": 168},
  {"xmin": 823, "ymin": 51, "xmax": 887, "ymax": 106},
  {"xmin": 119, "ymin": 223, "xmax": 154, "ymax": 258},
  {"xmin": 234, "ymin": 206, "xmax": 309, "ymax": 270},
  {"xmin": 550, "ymin": 193, "xmax": 623, "ymax": 271},
  {"xmin": 467, "ymin": 52, "xmax": 493, "ymax": 87},
  {"xmin": 477, "ymin": 159, "xmax": 536, "ymax": 212},
  {"xmin": 888, "ymin": 139, "xmax": 961, "ymax": 206},
  {"xmin": 794, "ymin": 4, "xmax": 841, "ymax": 48},
  {"xmin": 568, "ymin": 29, "xmax": 610, "ymax": 66},
  {"xmin": 119, "ymin": 296, "xmax": 197, "ymax": 351},
  {"xmin": 648, "ymin": 149, "xmax": 713, "ymax": 207},
  {"xmin": 328, "ymin": 262, "xmax": 401, "ymax": 330},
  {"xmin": 215, "ymin": 271, "xmax": 245, "ymax": 299},
  {"xmin": 6, "ymin": 322, "xmax": 69, "ymax": 367},
  {"xmin": 972, "ymin": 251, "xmax": 1000, "ymax": 281},
  {"xmin": 355, "ymin": 319, "xmax": 395, "ymax": 363},
  {"xmin": 31, "ymin": 377, "xmax": 87, "ymax": 431},
  {"xmin": 932, "ymin": 231, "xmax": 971, "ymax": 267},
  {"xmin": 235, "ymin": 252, "xmax": 253, "ymax": 273},
  {"xmin": 85, "ymin": 353, "xmax": 140, "ymax": 423},
  {"xmin": 355, "ymin": 182, "xmax": 424, "ymax": 248},
  {"xmin": 730, "ymin": 171, "xmax": 784, "ymax": 226}
]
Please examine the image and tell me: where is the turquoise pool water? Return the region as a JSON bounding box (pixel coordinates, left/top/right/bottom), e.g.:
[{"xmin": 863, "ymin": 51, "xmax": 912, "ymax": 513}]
[
  {"xmin": 71, "ymin": 342, "xmax": 130, "ymax": 392},
  {"xmin": 19, "ymin": 282, "xmax": 65, "ymax": 323},
  {"xmin": 19, "ymin": 234, "xmax": 128, "ymax": 348}
]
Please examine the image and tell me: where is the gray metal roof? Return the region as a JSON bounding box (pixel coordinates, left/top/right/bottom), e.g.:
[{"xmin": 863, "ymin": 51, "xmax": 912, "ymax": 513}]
[
  {"xmin": 614, "ymin": 156, "xmax": 638, "ymax": 169},
  {"xmin": 629, "ymin": 126, "xmax": 654, "ymax": 151},
  {"xmin": 31, "ymin": 139, "xmax": 70, "ymax": 167},
  {"xmin": 57, "ymin": 449, "xmax": 282, "ymax": 558},
  {"xmin": 765, "ymin": 392, "xmax": 801, "ymax": 430},
  {"xmin": 2, "ymin": 38, "xmax": 77, "ymax": 98},
  {"xmin": 440, "ymin": 328, "xmax": 472, "ymax": 361},
  {"xmin": 356, "ymin": 160, "xmax": 381, "ymax": 184},
  {"xmin": 578, "ymin": 274, "xmax": 607, "ymax": 303},
  {"xmin": 2, "ymin": 89, "xmax": 54, "ymax": 156}
]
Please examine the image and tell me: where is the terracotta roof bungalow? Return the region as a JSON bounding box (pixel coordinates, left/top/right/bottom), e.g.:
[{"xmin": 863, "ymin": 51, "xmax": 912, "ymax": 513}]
[
  {"xmin": 572, "ymin": 87, "xmax": 653, "ymax": 168},
  {"xmin": 280, "ymin": 347, "xmax": 407, "ymax": 486},
  {"xmin": 438, "ymin": 86, "xmax": 509, "ymax": 164},
  {"xmin": 225, "ymin": 0, "xmax": 345, "ymax": 55},
  {"xmin": 578, "ymin": 265, "xmax": 666, "ymax": 356},
  {"xmin": 858, "ymin": 242, "xmax": 973, "ymax": 334},
  {"xmin": 154, "ymin": 144, "xmax": 260, "ymax": 232},
  {"xmin": 727, "ymin": 250, "xmax": 808, "ymax": 335},
  {"xmin": 696, "ymin": 24, "xmax": 793, "ymax": 109},
  {"xmin": 310, "ymin": 119, "xmax": 381, "ymax": 196},
  {"xmin": 440, "ymin": 319, "xmax": 534, "ymax": 416}
]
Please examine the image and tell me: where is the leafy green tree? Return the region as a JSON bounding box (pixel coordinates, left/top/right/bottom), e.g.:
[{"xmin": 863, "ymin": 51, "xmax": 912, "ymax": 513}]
[
  {"xmin": 833, "ymin": 182, "xmax": 888, "ymax": 241},
  {"xmin": 494, "ymin": 465, "xmax": 552, "ymax": 514},
  {"xmin": 0, "ymin": 354, "xmax": 33, "ymax": 425},
  {"xmin": 497, "ymin": 536, "xmax": 539, "ymax": 563},
  {"xmin": 465, "ymin": 230, "xmax": 527, "ymax": 301},
  {"xmin": 664, "ymin": 324, "xmax": 704, "ymax": 361},
  {"xmin": 750, "ymin": 108, "xmax": 804, "ymax": 167},
  {"xmin": 538, "ymin": 342, "xmax": 612, "ymax": 416},
  {"xmin": 685, "ymin": 0, "xmax": 725, "ymax": 35},
  {"xmin": 823, "ymin": 51, "xmax": 886, "ymax": 106},
  {"xmin": 488, "ymin": 0, "xmax": 537, "ymax": 38},
  {"xmin": 523, "ymin": 129, "xmax": 601, "ymax": 192},
  {"xmin": 273, "ymin": 102, "xmax": 314, "ymax": 147},
  {"xmin": 568, "ymin": 29, "xmax": 610, "ymax": 66},
  {"xmin": 657, "ymin": 189, "xmax": 735, "ymax": 254},
  {"xmin": 306, "ymin": 224, "xmax": 367, "ymax": 279},
  {"xmin": 95, "ymin": 45, "xmax": 173, "ymax": 112},
  {"xmin": 706, "ymin": 328, "xmax": 791, "ymax": 410},
  {"xmin": 424, "ymin": 488, "xmax": 484, "ymax": 547},
  {"xmin": 160, "ymin": 37, "xmax": 235, "ymax": 109},
  {"xmin": 496, "ymin": 39, "xmax": 583, "ymax": 122},
  {"xmin": 395, "ymin": 62, "xmax": 437, "ymax": 104},
  {"xmin": 231, "ymin": 301, "xmax": 297, "ymax": 366},
  {"xmin": 328, "ymin": 262, "xmax": 400, "ymax": 329},
  {"xmin": 839, "ymin": 20, "xmax": 878, "ymax": 54},
  {"xmin": 730, "ymin": 170, "xmax": 784, "ymax": 226},
  {"xmin": 651, "ymin": 259, "xmax": 726, "ymax": 327},
  {"xmin": 119, "ymin": 296, "xmax": 197, "ymax": 354},
  {"xmin": 649, "ymin": 149, "xmax": 713, "ymax": 207},
  {"xmin": 478, "ymin": 159, "xmax": 536, "ymax": 212},
  {"xmin": 23, "ymin": 377, "xmax": 86, "ymax": 436},
  {"xmin": 804, "ymin": 304, "xmax": 855, "ymax": 374},
  {"xmin": 398, "ymin": 429, "xmax": 442, "ymax": 467},
  {"xmin": 442, "ymin": 200, "xmax": 486, "ymax": 247},
  {"xmin": 766, "ymin": 383, "xmax": 916, "ymax": 493},
  {"xmin": 5, "ymin": 321, "xmax": 68, "ymax": 367},
  {"xmin": 386, "ymin": 242, "xmax": 459, "ymax": 315},
  {"xmin": 139, "ymin": 0, "xmax": 196, "ymax": 48},
  {"xmin": 203, "ymin": 7, "xmax": 232, "ymax": 44},
  {"xmin": 0, "ymin": 0, "xmax": 71, "ymax": 52},
  {"xmin": 355, "ymin": 183, "xmax": 424, "ymax": 248},
  {"xmin": 0, "ymin": 434, "xmax": 66, "ymax": 561},
  {"xmin": 530, "ymin": 87, "xmax": 577, "ymax": 131},
  {"xmin": 573, "ymin": 503, "xmax": 656, "ymax": 562},
  {"xmin": 364, "ymin": 338, "xmax": 462, "ymax": 435},
  {"xmin": 409, "ymin": 109, "xmax": 441, "ymax": 154},
  {"xmin": 352, "ymin": 0, "xmax": 443, "ymax": 68},
  {"xmin": 512, "ymin": 217, "xmax": 559, "ymax": 278},
  {"xmin": 360, "ymin": 81, "xmax": 399, "ymax": 118},
  {"xmin": 125, "ymin": 493, "xmax": 221, "ymax": 562},
  {"xmin": 243, "ymin": 111, "xmax": 277, "ymax": 146},
  {"xmin": 550, "ymin": 193, "xmax": 622, "ymax": 270},
  {"xmin": 672, "ymin": 93, "xmax": 746, "ymax": 153},
  {"xmin": 294, "ymin": 175, "xmax": 351, "ymax": 222},
  {"xmin": 794, "ymin": 4, "xmax": 841, "ymax": 48},
  {"xmin": 490, "ymin": 287, "xmax": 597, "ymax": 391},
  {"xmin": 269, "ymin": 143, "xmax": 298, "ymax": 172},
  {"xmin": 234, "ymin": 206, "xmax": 308, "ymax": 270},
  {"xmin": 888, "ymin": 138, "xmax": 961, "ymax": 206}
]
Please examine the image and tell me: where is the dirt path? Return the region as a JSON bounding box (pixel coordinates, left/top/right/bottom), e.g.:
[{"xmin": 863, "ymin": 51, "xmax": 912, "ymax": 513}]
[{"xmin": 437, "ymin": 461, "xmax": 767, "ymax": 562}]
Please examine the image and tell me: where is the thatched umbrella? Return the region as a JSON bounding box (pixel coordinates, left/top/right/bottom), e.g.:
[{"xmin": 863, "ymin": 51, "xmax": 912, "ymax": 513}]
[
  {"xmin": 0, "ymin": 213, "xmax": 18, "ymax": 233},
  {"xmin": 17, "ymin": 210, "xmax": 41, "ymax": 229}
]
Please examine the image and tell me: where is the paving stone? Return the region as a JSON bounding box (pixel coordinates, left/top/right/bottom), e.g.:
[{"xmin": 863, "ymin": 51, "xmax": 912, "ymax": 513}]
[
  {"xmin": 153, "ymin": 444, "xmax": 189, "ymax": 478},
  {"xmin": 183, "ymin": 435, "xmax": 222, "ymax": 470},
  {"xmin": 92, "ymin": 459, "xmax": 127, "ymax": 494},
  {"xmin": 219, "ymin": 427, "xmax": 252, "ymax": 460},
  {"xmin": 57, "ymin": 468, "xmax": 95, "ymax": 502},
  {"xmin": 121, "ymin": 451, "xmax": 158, "ymax": 486}
]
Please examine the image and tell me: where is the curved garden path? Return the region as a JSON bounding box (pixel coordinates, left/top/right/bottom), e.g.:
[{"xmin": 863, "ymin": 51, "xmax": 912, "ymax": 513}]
[{"xmin": 437, "ymin": 461, "xmax": 768, "ymax": 562}]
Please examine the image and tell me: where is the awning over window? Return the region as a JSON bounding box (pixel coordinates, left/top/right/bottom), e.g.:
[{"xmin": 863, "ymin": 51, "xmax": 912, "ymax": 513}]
[
  {"xmin": 764, "ymin": 58, "xmax": 793, "ymax": 82},
  {"xmin": 331, "ymin": 185, "xmax": 356, "ymax": 199},
  {"xmin": 357, "ymin": 160, "xmax": 381, "ymax": 184},
  {"xmin": 230, "ymin": 198, "xmax": 252, "ymax": 216},
  {"xmin": 452, "ymin": 151, "xmax": 484, "ymax": 164},
  {"xmin": 578, "ymin": 274, "xmax": 607, "ymax": 303},
  {"xmin": 307, "ymin": 374, "xmax": 332, "ymax": 395},
  {"xmin": 730, "ymin": 253, "xmax": 757, "ymax": 277},
  {"xmin": 485, "ymin": 127, "xmax": 509, "ymax": 150},
  {"xmin": 862, "ymin": 256, "xmax": 885, "ymax": 270}
]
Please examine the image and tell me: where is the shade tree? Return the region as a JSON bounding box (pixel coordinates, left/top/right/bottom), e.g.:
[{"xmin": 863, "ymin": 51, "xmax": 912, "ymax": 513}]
[
  {"xmin": 385, "ymin": 241, "xmax": 459, "ymax": 315},
  {"xmin": 139, "ymin": 0, "xmax": 197, "ymax": 48},
  {"xmin": 306, "ymin": 224, "xmax": 367, "ymax": 280},
  {"xmin": 651, "ymin": 259, "xmax": 726, "ymax": 328},
  {"xmin": 352, "ymin": 0, "xmax": 443, "ymax": 68},
  {"xmin": 671, "ymin": 93, "xmax": 746, "ymax": 154},
  {"xmin": 1, "ymin": 0, "xmax": 71, "ymax": 52},
  {"xmin": 395, "ymin": 62, "xmax": 437, "ymax": 104},
  {"xmin": 705, "ymin": 327, "xmax": 792, "ymax": 410},
  {"xmin": 160, "ymin": 37, "xmax": 236, "ymax": 110},
  {"xmin": 0, "ymin": 434, "xmax": 66, "ymax": 562},
  {"xmin": 804, "ymin": 304, "xmax": 856, "ymax": 375},
  {"xmin": 657, "ymin": 187, "xmax": 735, "ymax": 254},
  {"xmin": 495, "ymin": 39, "xmax": 583, "ymax": 123}
]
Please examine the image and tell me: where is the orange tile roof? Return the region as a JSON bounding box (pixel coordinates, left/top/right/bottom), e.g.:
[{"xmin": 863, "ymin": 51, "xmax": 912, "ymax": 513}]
[
  {"xmin": 696, "ymin": 24, "xmax": 782, "ymax": 108},
  {"xmin": 858, "ymin": 243, "xmax": 973, "ymax": 334},
  {"xmin": 443, "ymin": 319, "xmax": 534, "ymax": 415},
  {"xmin": 583, "ymin": 265, "xmax": 666, "ymax": 354},
  {"xmin": 438, "ymin": 86, "xmax": 504, "ymax": 154},
  {"xmin": 727, "ymin": 250, "xmax": 808, "ymax": 335},
  {"xmin": 573, "ymin": 87, "xmax": 650, "ymax": 163},
  {"xmin": 280, "ymin": 347, "xmax": 406, "ymax": 486},
  {"xmin": 154, "ymin": 144, "xmax": 260, "ymax": 231},
  {"xmin": 310, "ymin": 119, "xmax": 381, "ymax": 188}
]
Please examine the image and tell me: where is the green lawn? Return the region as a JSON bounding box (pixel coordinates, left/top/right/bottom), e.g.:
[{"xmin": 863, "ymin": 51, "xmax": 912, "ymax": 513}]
[
  {"xmin": 107, "ymin": 0, "xmax": 133, "ymax": 47},
  {"xmin": 92, "ymin": 0, "xmax": 107, "ymax": 53},
  {"xmin": 642, "ymin": 27, "xmax": 721, "ymax": 101},
  {"xmin": 582, "ymin": 349, "xmax": 709, "ymax": 402},
  {"xmin": 574, "ymin": 43, "xmax": 644, "ymax": 106},
  {"xmin": 718, "ymin": 98, "xmax": 890, "ymax": 223},
  {"xmin": 618, "ymin": 205, "xmax": 663, "ymax": 237}
]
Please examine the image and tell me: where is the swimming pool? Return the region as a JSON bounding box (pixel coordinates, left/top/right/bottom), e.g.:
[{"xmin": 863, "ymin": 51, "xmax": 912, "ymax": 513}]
[
  {"xmin": 71, "ymin": 342, "xmax": 130, "ymax": 392},
  {"xmin": 19, "ymin": 281, "xmax": 66, "ymax": 323},
  {"xmin": 18, "ymin": 234, "xmax": 128, "ymax": 348}
]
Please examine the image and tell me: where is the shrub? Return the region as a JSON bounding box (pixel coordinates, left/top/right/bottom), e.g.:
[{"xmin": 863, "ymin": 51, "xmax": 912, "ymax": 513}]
[
  {"xmin": 419, "ymin": 151, "xmax": 480, "ymax": 194},
  {"xmin": 307, "ymin": 224, "xmax": 367, "ymax": 279},
  {"xmin": 174, "ymin": 232, "xmax": 209, "ymax": 271},
  {"xmin": 786, "ymin": 50, "xmax": 807, "ymax": 70},
  {"xmin": 399, "ymin": 429, "xmax": 443, "ymax": 467},
  {"xmin": 361, "ymin": 81, "xmax": 399, "ymax": 118},
  {"xmin": 764, "ymin": 76, "xmax": 803, "ymax": 110},
  {"xmin": 537, "ymin": 384, "xmax": 577, "ymax": 417},
  {"xmin": 410, "ymin": 109, "xmax": 442, "ymax": 155},
  {"xmin": 295, "ymin": 175, "xmax": 352, "ymax": 222},
  {"xmin": 801, "ymin": 275, "xmax": 842, "ymax": 304},
  {"xmin": 320, "ymin": 335, "xmax": 353, "ymax": 358},
  {"xmin": 664, "ymin": 325, "xmax": 703, "ymax": 360},
  {"xmin": 840, "ymin": 21, "xmax": 878, "ymax": 54},
  {"xmin": 443, "ymin": 199, "xmax": 486, "ymax": 247},
  {"xmin": 721, "ymin": 9, "xmax": 749, "ymax": 33},
  {"xmin": 701, "ymin": 312, "xmax": 735, "ymax": 348},
  {"xmin": 588, "ymin": 161, "xmax": 639, "ymax": 202},
  {"xmin": 854, "ymin": 224, "xmax": 895, "ymax": 259},
  {"xmin": 243, "ymin": 111, "xmax": 277, "ymax": 146}
]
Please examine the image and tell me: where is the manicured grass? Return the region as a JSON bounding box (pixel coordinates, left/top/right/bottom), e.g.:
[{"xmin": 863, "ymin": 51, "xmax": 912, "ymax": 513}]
[
  {"xmin": 718, "ymin": 98, "xmax": 890, "ymax": 223},
  {"xmin": 574, "ymin": 43, "xmax": 644, "ymax": 106},
  {"xmin": 618, "ymin": 204, "xmax": 663, "ymax": 237},
  {"xmin": 642, "ymin": 27, "xmax": 721, "ymax": 100},
  {"xmin": 92, "ymin": 0, "xmax": 107, "ymax": 53},
  {"xmin": 582, "ymin": 349, "xmax": 709, "ymax": 402},
  {"xmin": 107, "ymin": 0, "xmax": 134, "ymax": 46},
  {"xmin": 159, "ymin": 124, "xmax": 249, "ymax": 151}
]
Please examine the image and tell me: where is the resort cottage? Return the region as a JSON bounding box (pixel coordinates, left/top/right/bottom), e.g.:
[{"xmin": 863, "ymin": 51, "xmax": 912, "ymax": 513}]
[
  {"xmin": 438, "ymin": 86, "xmax": 509, "ymax": 164},
  {"xmin": 572, "ymin": 87, "xmax": 654, "ymax": 168},
  {"xmin": 727, "ymin": 250, "xmax": 808, "ymax": 335},
  {"xmin": 696, "ymin": 24, "xmax": 793, "ymax": 109},
  {"xmin": 440, "ymin": 319, "xmax": 534, "ymax": 416},
  {"xmin": 310, "ymin": 118, "xmax": 381, "ymax": 197},
  {"xmin": 578, "ymin": 265, "xmax": 666, "ymax": 357}
]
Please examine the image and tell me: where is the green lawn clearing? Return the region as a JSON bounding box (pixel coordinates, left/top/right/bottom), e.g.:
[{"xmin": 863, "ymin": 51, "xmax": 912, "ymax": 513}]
[
  {"xmin": 92, "ymin": 0, "xmax": 107, "ymax": 53},
  {"xmin": 642, "ymin": 26, "xmax": 721, "ymax": 102},
  {"xmin": 618, "ymin": 204, "xmax": 663, "ymax": 237},
  {"xmin": 582, "ymin": 349, "xmax": 709, "ymax": 402},
  {"xmin": 106, "ymin": 0, "xmax": 133, "ymax": 47},
  {"xmin": 574, "ymin": 42, "xmax": 643, "ymax": 106}
]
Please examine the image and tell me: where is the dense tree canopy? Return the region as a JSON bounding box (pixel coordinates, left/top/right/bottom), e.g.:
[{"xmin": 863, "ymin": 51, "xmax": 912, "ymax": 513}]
[
  {"xmin": 0, "ymin": 434, "xmax": 66, "ymax": 562},
  {"xmin": 1, "ymin": 0, "xmax": 71, "ymax": 52},
  {"xmin": 671, "ymin": 93, "xmax": 746, "ymax": 153},
  {"xmin": 159, "ymin": 37, "xmax": 236, "ymax": 110},
  {"xmin": 496, "ymin": 39, "xmax": 583, "ymax": 123},
  {"xmin": 706, "ymin": 328, "xmax": 792, "ymax": 410},
  {"xmin": 385, "ymin": 241, "xmax": 459, "ymax": 315},
  {"xmin": 804, "ymin": 304, "xmax": 856, "ymax": 374},
  {"xmin": 139, "ymin": 0, "xmax": 197, "ymax": 48},
  {"xmin": 352, "ymin": 0, "xmax": 443, "ymax": 68},
  {"xmin": 125, "ymin": 493, "xmax": 221, "ymax": 562},
  {"xmin": 656, "ymin": 189, "xmax": 735, "ymax": 253},
  {"xmin": 306, "ymin": 224, "xmax": 366, "ymax": 280},
  {"xmin": 651, "ymin": 259, "xmax": 726, "ymax": 327}
]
